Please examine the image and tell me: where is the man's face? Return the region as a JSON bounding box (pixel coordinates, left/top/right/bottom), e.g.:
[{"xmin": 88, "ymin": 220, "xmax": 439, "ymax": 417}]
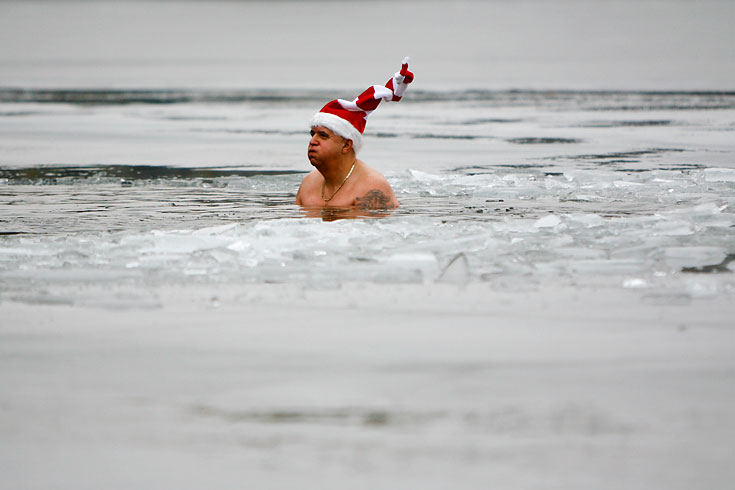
[{"xmin": 308, "ymin": 126, "xmax": 348, "ymax": 168}]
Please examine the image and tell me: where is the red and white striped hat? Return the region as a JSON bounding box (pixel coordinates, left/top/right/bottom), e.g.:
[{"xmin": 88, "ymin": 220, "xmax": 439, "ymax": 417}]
[{"xmin": 310, "ymin": 57, "xmax": 415, "ymax": 152}]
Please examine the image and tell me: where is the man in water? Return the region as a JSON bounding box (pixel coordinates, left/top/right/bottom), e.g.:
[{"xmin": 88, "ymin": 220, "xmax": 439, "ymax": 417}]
[{"xmin": 295, "ymin": 58, "xmax": 414, "ymax": 210}]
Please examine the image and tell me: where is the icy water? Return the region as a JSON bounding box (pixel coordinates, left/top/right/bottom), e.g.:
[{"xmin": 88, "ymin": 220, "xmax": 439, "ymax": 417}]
[{"xmin": 1, "ymin": 89, "xmax": 734, "ymax": 308}]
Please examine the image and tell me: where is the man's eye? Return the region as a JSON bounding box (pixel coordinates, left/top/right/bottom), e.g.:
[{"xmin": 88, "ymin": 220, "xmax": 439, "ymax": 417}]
[{"xmin": 309, "ymin": 130, "xmax": 315, "ymax": 136}]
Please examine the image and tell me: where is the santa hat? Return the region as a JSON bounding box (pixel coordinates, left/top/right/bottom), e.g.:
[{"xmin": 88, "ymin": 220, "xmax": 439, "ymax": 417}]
[{"xmin": 310, "ymin": 57, "xmax": 415, "ymax": 152}]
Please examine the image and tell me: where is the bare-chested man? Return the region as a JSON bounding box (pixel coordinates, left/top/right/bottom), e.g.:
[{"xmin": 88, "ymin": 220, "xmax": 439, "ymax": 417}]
[
  {"xmin": 295, "ymin": 58, "xmax": 414, "ymax": 210},
  {"xmin": 295, "ymin": 126, "xmax": 398, "ymax": 209}
]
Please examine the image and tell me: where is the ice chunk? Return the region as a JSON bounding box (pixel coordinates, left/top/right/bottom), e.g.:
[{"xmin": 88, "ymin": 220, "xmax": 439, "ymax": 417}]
[
  {"xmin": 407, "ymin": 169, "xmax": 442, "ymax": 182},
  {"xmin": 227, "ymin": 240, "xmax": 250, "ymax": 252},
  {"xmin": 653, "ymin": 220, "xmax": 693, "ymax": 236},
  {"xmin": 704, "ymin": 168, "xmax": 735, "ymax": 182},
  {"xmin": 568, "ymin": 194, "xmax": 605, "ymax": 202},
  {"xmin": 192, "ymin": 223, "xmax": 239, "ymax": 236},
  {"xmin": 146, "ymin": 234, "xmax": 231, "ymax": 254},
  {"xmin": 664, "ymin": 247, "xmax": 727, "ymax": 269},
  {"xmin": 565, "ymin": 213, "xmax": 604, "ymax": 228},
  {"xmin": 556, "ymin": 247, "xmax": 606, "ymax": 259},
  {"xmin": 663, "ymin": 202, "xmax": 726, "ymax": 217},
  {"xmin": 0, "ymin": 247, "xmax": 54, "ymax": 256},
  {"xmin": 623, "ymin": 278, "xmax": 649, "ymax": 288},
  {"xmin": 534, "ymin": 214, "xmax": 561, "ymax": 228},
  {"xmin": 570, "ymin": 259, "xmax": 645, "ymax": 274},
  {"xmin": 544, "ymin": 176, "xmax": 574, "ymax": 190},
  {"xmin": 682, "ymin": 254, "xmax": 735, "ymax": 273}
]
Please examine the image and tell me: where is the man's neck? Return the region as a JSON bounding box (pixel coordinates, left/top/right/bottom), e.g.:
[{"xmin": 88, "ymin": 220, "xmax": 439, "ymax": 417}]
[{"xmin": 320, "ymin": 155, "xmax": 358, "ymax": 187}]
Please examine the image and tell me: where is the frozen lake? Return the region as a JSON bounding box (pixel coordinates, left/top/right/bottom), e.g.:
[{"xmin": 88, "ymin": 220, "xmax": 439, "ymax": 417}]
[
  {"xmin": 2, "ymin": 87, "xmax": 734, "ymax": 490},
  {"xmin": 2, "ymin": 0, "xmax": 734, "ymax": 91}
]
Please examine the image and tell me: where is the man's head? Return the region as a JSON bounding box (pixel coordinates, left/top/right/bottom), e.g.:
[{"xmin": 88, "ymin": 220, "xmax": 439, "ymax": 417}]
[
  {"xmin": 308, "ymin": 58, "xmax": 414, "ymax": 156},
  {"xmin": 307, "ymin": 125, "xmax": 355, "ymax": 169},
  {"xmin": 309, "ymin": 106, "xmax": 364, "ymax": 153}
]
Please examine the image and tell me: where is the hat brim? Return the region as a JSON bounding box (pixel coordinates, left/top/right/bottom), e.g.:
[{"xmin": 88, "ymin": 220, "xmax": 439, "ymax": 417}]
[{"xmin": 310, "ymin": 112, "xmax": 363, "ymax": 152}]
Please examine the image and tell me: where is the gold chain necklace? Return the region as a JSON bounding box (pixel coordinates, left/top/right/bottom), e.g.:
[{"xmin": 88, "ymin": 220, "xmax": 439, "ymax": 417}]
[{"xmin": 321, "ymin": 160, "xmax": 356, "ymax": 203}]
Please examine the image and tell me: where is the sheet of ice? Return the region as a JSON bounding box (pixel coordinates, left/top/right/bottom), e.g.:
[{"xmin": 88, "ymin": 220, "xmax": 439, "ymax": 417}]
[
  {"xmin": 3, "ymin": 92, "xmax": 735, "ymax": 172},
  {"xmin": 1, "ymin": 284, "xmax": 734, "ymax": 489},
  {"xmin": 1, "ymin": 0, "xmax": 734, "ymax": 90}
]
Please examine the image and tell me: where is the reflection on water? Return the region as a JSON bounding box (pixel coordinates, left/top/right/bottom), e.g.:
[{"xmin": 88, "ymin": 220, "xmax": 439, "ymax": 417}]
[{"xmin": 302, "ymin": 207, "xmax": 395, "ymax": 222}]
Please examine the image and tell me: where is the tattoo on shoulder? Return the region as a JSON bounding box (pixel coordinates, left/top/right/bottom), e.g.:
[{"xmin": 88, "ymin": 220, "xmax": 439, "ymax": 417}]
[{"xmin": 356, "ymin": 189, "xmax": 392, "ymax": 209}]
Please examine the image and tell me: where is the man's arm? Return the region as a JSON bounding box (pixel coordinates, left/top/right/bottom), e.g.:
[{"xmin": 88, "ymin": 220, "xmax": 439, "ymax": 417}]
[
  {"xmin": 355, "ymin": 186, "xmax": 399, "ymax": 209},
  {"xmin": 295, "ymin": 188, "xmax": 303, "ymax": 205},
  {"xmin": 295, "ymin": 170, "xmax": 320, "ymax": 206}
]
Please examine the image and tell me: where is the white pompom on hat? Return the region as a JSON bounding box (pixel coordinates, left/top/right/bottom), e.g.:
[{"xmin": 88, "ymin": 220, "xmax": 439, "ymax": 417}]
[{"xmin": 310, "ymin": 57, "xmax": 415, "ymax": 152}]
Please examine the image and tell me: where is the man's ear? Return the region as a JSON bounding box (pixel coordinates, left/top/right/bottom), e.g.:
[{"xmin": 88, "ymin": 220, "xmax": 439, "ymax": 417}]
[{"xmin": 341, "ymin": 138, "xmax": 354, "ymax": 154}]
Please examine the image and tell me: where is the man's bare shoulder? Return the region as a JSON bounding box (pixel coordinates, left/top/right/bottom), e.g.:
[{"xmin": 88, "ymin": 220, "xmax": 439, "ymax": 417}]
[
  {"xmin": 301, "ymin": 169, "xmax": 322, "ymax": 186},
  {"xmin": 354, "ymin": 167, "xmax": 399, "ymax": 209},
  {"xmin": 295, "ymin": 170, "xmax": 322, "ymax": 205}
]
